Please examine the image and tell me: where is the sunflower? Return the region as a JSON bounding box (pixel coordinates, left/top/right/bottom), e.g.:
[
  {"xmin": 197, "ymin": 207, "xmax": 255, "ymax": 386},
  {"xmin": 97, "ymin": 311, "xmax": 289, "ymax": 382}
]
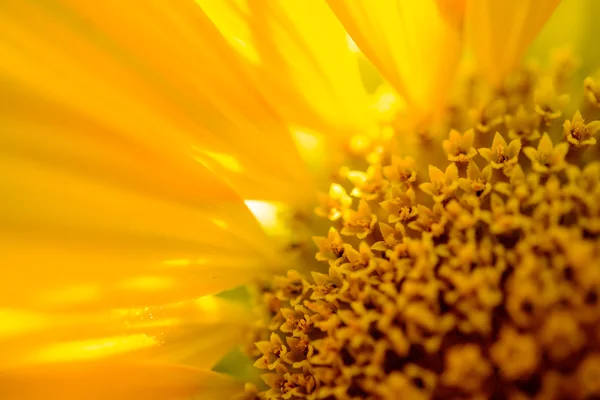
[{"xmin": 2, "ymin": 0, "xmax": 600, "ymax": 399}]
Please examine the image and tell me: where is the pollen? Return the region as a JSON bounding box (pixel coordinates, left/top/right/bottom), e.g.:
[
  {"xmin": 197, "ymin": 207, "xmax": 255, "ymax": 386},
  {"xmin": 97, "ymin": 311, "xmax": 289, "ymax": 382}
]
[{"xmin": 248, "ymin": 56, "xmax": 600, "ymax": 399}]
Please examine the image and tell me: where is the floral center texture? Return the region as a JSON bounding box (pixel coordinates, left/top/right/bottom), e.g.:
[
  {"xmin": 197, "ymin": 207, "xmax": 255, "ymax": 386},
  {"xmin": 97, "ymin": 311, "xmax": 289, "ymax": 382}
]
[{"xmin": 247, "ymin": 57, "xmax": 600, "ymax": 400}]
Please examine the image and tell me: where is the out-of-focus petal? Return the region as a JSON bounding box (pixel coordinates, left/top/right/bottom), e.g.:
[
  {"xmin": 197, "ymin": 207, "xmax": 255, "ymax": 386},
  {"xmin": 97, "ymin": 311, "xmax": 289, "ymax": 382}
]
[
  {"xmin": 200, "ymin": 0, "xmax": 373, "ymax": 138},
  {"xmin": 0, "ymin": 0, "xmax": 311, "ymax": 310},
  {"xmin": 0, "ymin": 148, "xmax": 281, "ymax": 310},
  {"xmin": 465, "ymin": 0, "xmax": 561, "ymax": 85},
  {"xmin": 326, "ymin": 0, "xmax": 463, "ymax": 123},
  {"xmin": 0, "ymin": 0, "xmax": 313, "ymax": 205},
  {"xmin": 0, "ymin": 297, "xmax": 251, "ymax": 370},
  {"xmin": 529, "ymin": 0, "xmax": 600, "ymax": 84},
  {"xmin": 0, "ymin": 360, "xmax": 241, "ymax": 400},
  {"xmin": 529, "ymin": 0, "xmax": 585, "ymax": 59}
]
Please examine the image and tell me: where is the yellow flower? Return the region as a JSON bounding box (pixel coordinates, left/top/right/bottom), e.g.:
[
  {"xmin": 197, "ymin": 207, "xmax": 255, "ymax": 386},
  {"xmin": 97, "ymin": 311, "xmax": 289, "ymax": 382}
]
[
  {"xmin": 523, "ymin": 132, "xmax": 570, "ymax": 173},
  {"xmin": 442, "ymin": 128, "xmax": 478, "ymax": 163},
  {"xmin": 478, "ymin": 132, "xmax": 522, "ymax": 174},
  {"xmin": 419, "ymin": 163, "xmax": 460, "ymax": 203},
  {"xmin": 563, "ymin": 110, "xmax": 600, "ymax": 148},
  {"xmin": 2, "ymin": 0, "xmax": 600, "ymax": 399}
]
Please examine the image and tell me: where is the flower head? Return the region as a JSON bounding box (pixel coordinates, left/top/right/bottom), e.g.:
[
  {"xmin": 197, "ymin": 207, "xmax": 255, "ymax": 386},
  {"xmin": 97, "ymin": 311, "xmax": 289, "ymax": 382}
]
[
  {"xmin": 248, "ymin": 35, "xmax": 600, "ymax": 400},
  {"xmin": 3, "ymin": 0, "xmax": 600, "ymax": 399}
]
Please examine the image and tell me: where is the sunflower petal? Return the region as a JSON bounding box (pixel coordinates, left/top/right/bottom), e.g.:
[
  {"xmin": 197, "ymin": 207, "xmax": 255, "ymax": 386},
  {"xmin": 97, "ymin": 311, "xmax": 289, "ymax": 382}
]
[
  {"xmin": 0, "ymin": 360, "xmax": 241, "ymax": 400},
  {"xmin": 200, "ymin": 0, "xmax": 372, "ymax": 137},
  {"xmin": 0, "ymin": 296, "xmax": 251, "ymax": 370},
  {"xmin": 465, "ymin": 0, "xmax": 561, "ymax": 85},
  {"xmin": 0, "ymin": 0, "xmax": 311, "ymax": 310},
  {"xmin": 327, "ymin": 0, "xmax": 463, "ymax": 122},
  {"xmin": 0, "ymin": 0, "xmax": 312, "ymax": 204},
  {"xmin": 115, "ymin": 297, "xmax": 254, "ymax": 370},
  {"xmin": 0, "ymin": 147, "xmax": 283, "ymax": 310}
]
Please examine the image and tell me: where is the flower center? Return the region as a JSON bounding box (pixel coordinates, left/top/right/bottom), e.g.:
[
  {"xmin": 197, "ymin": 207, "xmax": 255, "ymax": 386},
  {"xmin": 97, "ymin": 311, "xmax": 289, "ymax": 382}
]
[{"xmin": 247, "ymin": 58, "xmax": 600, "ymax": 400}]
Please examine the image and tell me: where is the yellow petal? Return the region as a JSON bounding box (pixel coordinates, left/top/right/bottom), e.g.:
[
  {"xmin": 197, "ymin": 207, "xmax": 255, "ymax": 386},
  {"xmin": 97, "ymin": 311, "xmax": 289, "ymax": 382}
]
[
  {"xmin": 528, "ymin": 0, "xmax": 586, "ymax": 62},
  {"xmin": 200, "ymin": 0, "xmax": 372, "ymax": 137},
  {"xmin": 0, "ymin": 360, "xmax": 241, "ymax": 400},
  {"xmin": 0, "ymin": 150, "xmax": 281, "ymax": 310},
  {"xmin": 0, "ymin": 0, "xmax": 312, "ymax": 205},
  {"xmin": 327, "ymin": 0, "xmax": 463, "ymax": 122},
  {"xmin": 0, "ymin": 297, "xmax": 251, "ymax": 370},
  {"xmin": 0, "ymin": 0, "xmax": 309, "ymax": 310},
  {"xmin": 118, "ymin": 297, "xmax": 253, "ymax": 370},
  {"xmin": 465, "ymin": 0, "xmax": 561, "ymax": 85}
]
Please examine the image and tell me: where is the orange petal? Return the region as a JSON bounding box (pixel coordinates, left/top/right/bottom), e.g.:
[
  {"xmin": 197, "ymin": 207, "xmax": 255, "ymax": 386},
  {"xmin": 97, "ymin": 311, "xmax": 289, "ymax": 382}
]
[
  {"xmin": 0, "ymin": 297, "xmax": 251, "ymax": 370},
  {"xmin": 465, "ymin": 0, "xmax": 561, "ymax": 85},
  {"xmin": 327, "ymin": 0, "xmax": 463, "ymax": 122},
  {"xmin": 0, "ymin": 360, "xmax": 241, "ymax": 400},
  {"xmin": 200, "ymin": 0, "xmax": 373, "ymax": 138},
  {"xmin": 0, "ymin": 0, "xmax": 306, "ymax": 311},
  {"xmin": 0, "ymin": 0, "xmax": 313, "ymax": 205}
]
